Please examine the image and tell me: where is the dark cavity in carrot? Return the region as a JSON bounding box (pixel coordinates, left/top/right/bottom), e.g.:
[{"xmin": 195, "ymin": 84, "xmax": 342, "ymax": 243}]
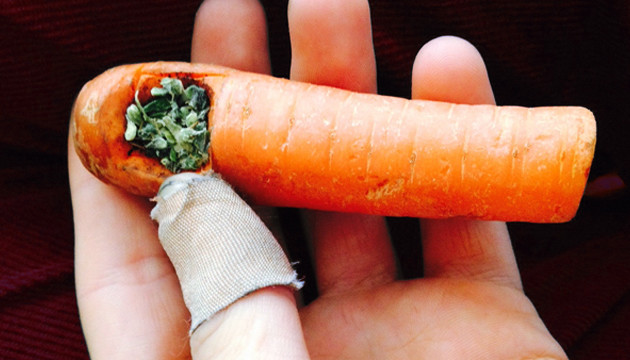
[{"xmin": 70, "ymin": 62, "xmax": 597, "ymax": 223}]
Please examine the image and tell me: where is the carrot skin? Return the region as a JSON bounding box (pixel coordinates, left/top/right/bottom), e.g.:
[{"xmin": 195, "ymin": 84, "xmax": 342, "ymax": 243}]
[{"xmin": 70, "ymin": 62, "xmax": 596, "ymax": 223}]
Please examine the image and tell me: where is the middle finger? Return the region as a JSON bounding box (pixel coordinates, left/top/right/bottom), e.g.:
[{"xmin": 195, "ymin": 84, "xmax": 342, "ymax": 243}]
[{"xmin": 288, "ymin": 0, "xmax": 396, "ymax": 297}]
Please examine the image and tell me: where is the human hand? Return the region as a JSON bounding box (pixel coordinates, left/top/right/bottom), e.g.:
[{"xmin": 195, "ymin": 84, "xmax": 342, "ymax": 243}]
[
  {"xmin": 286, "ymin": 1, "xmax": 567, "ymax": 359},
  {"xmin": 69, "ymin": 0, "xmax": 568, "ymax": 359}
]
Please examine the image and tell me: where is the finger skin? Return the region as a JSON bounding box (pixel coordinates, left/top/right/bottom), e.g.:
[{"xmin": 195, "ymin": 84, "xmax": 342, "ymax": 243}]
[
  {"xmin": 191, "ymin": 287, "xmax": 308, "ymax": 360},
  {"xmin": 288, "ymin": 0, "xmax": 396, "ymax": 296},
  {"xmin": 191, "ymin": 0, "xmax": 271, "ymax": 74},
  {"xmin": 412, "ymin": 35, "xmax": 495, "ymax": 105},
  {"xmin": 304, "ymin": 211, "xmax": 395, "ymax": 294},
  {"xmin": 289, "ymin": 0, "xmax": 377, "ymax": 93},
  {"xmin": 413, "ymin": 36, "xmax": 521, "ymax": 290}
]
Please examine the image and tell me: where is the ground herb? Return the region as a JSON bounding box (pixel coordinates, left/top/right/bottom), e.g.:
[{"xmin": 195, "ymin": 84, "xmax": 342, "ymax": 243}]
[{"xmin": 124, "ymin": 78, "xmax": 210, "ymax": 173}]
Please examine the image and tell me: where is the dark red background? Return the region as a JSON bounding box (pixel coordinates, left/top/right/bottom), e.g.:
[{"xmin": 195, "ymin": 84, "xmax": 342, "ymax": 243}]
[{"xmin": 1, "ymin": 0, "xmax": 628, "ymax": 358}]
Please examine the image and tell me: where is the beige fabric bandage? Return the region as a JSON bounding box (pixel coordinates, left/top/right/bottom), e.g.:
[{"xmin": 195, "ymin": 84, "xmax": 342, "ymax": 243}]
[{"xmin": 150, "ymin": 173, "xmax": 303, "ymax": 333}]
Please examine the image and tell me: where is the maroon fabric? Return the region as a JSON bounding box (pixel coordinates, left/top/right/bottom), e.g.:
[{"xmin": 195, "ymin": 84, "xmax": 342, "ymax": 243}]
[{"xmin": 1, "ymin": 0, "xmax": 628, "ymax": 358}]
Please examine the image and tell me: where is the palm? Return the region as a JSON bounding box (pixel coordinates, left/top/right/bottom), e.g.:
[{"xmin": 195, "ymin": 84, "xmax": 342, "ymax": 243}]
[{"xmin": 301, "ymin": 279, "xmax": 558, "ymax": 359}]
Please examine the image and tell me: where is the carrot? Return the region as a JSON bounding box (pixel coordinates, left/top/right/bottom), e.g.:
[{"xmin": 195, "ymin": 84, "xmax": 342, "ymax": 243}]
[{"xmin": 70, "ymin": 61, "xmax": 596, "ymax": 223}]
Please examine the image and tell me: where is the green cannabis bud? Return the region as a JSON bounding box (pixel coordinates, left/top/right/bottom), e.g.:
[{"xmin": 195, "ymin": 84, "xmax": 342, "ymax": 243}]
[{"xmin": 124, "ymin": 78, "xmax": 210, "ymax": 173}]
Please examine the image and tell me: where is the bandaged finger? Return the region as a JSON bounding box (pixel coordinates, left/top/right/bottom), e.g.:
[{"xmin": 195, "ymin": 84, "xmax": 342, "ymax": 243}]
[{"xmin": 150, "ymin": 173, "xmax": 302, "ymax": 333}]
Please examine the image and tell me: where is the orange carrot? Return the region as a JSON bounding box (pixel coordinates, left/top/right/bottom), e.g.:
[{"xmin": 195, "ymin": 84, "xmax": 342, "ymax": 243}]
[{"xmin": 70, "ymin": 61, "xmax": 596, "ymax": 223}]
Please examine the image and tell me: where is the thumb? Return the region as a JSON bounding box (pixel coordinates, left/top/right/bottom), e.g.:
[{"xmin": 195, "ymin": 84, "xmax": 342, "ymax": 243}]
[
  {"xmin": 191, "ymin": 287, "xmax": 308, "ymax": 359},
  {"xmin": 190, "ymin": 287, "xmax": 309, "ymax": 360},
  {"xmin": 151, "ymin": 173, "xmax": 310, "ymax": 359}
]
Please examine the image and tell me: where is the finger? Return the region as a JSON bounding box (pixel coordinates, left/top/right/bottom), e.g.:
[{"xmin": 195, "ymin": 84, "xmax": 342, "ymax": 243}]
[
  {"xmin": 69, "ymin": 138, "xmax": 191, "ymax": 358},
  {"xmin": 413, "ymin": 36, "xmax": 522, "ymax": 290},
  {"xmin": 288, "ymin": 0, "xmax": 377, "ymax": 93},
  {"xmin": 421, "ymin": 218, "xmax": 521, "ymax": 289},
  {"xmin": 303, "ymin": 211, "xmax": 395, "ymax": 294},
  {"xmin": 411, "ymin": 35, "xmax": 495, "ymax": 104},
  {"xmin": 191, "ymin": 0, "xmax": 270, "ymax": 74},
  {"xmin": 289, "ymin": 0, "xmax": 396, "ymax": 296},
  {"xmin": 191, "ymin": 287, "xmax": 309, "ymax": 359}
]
